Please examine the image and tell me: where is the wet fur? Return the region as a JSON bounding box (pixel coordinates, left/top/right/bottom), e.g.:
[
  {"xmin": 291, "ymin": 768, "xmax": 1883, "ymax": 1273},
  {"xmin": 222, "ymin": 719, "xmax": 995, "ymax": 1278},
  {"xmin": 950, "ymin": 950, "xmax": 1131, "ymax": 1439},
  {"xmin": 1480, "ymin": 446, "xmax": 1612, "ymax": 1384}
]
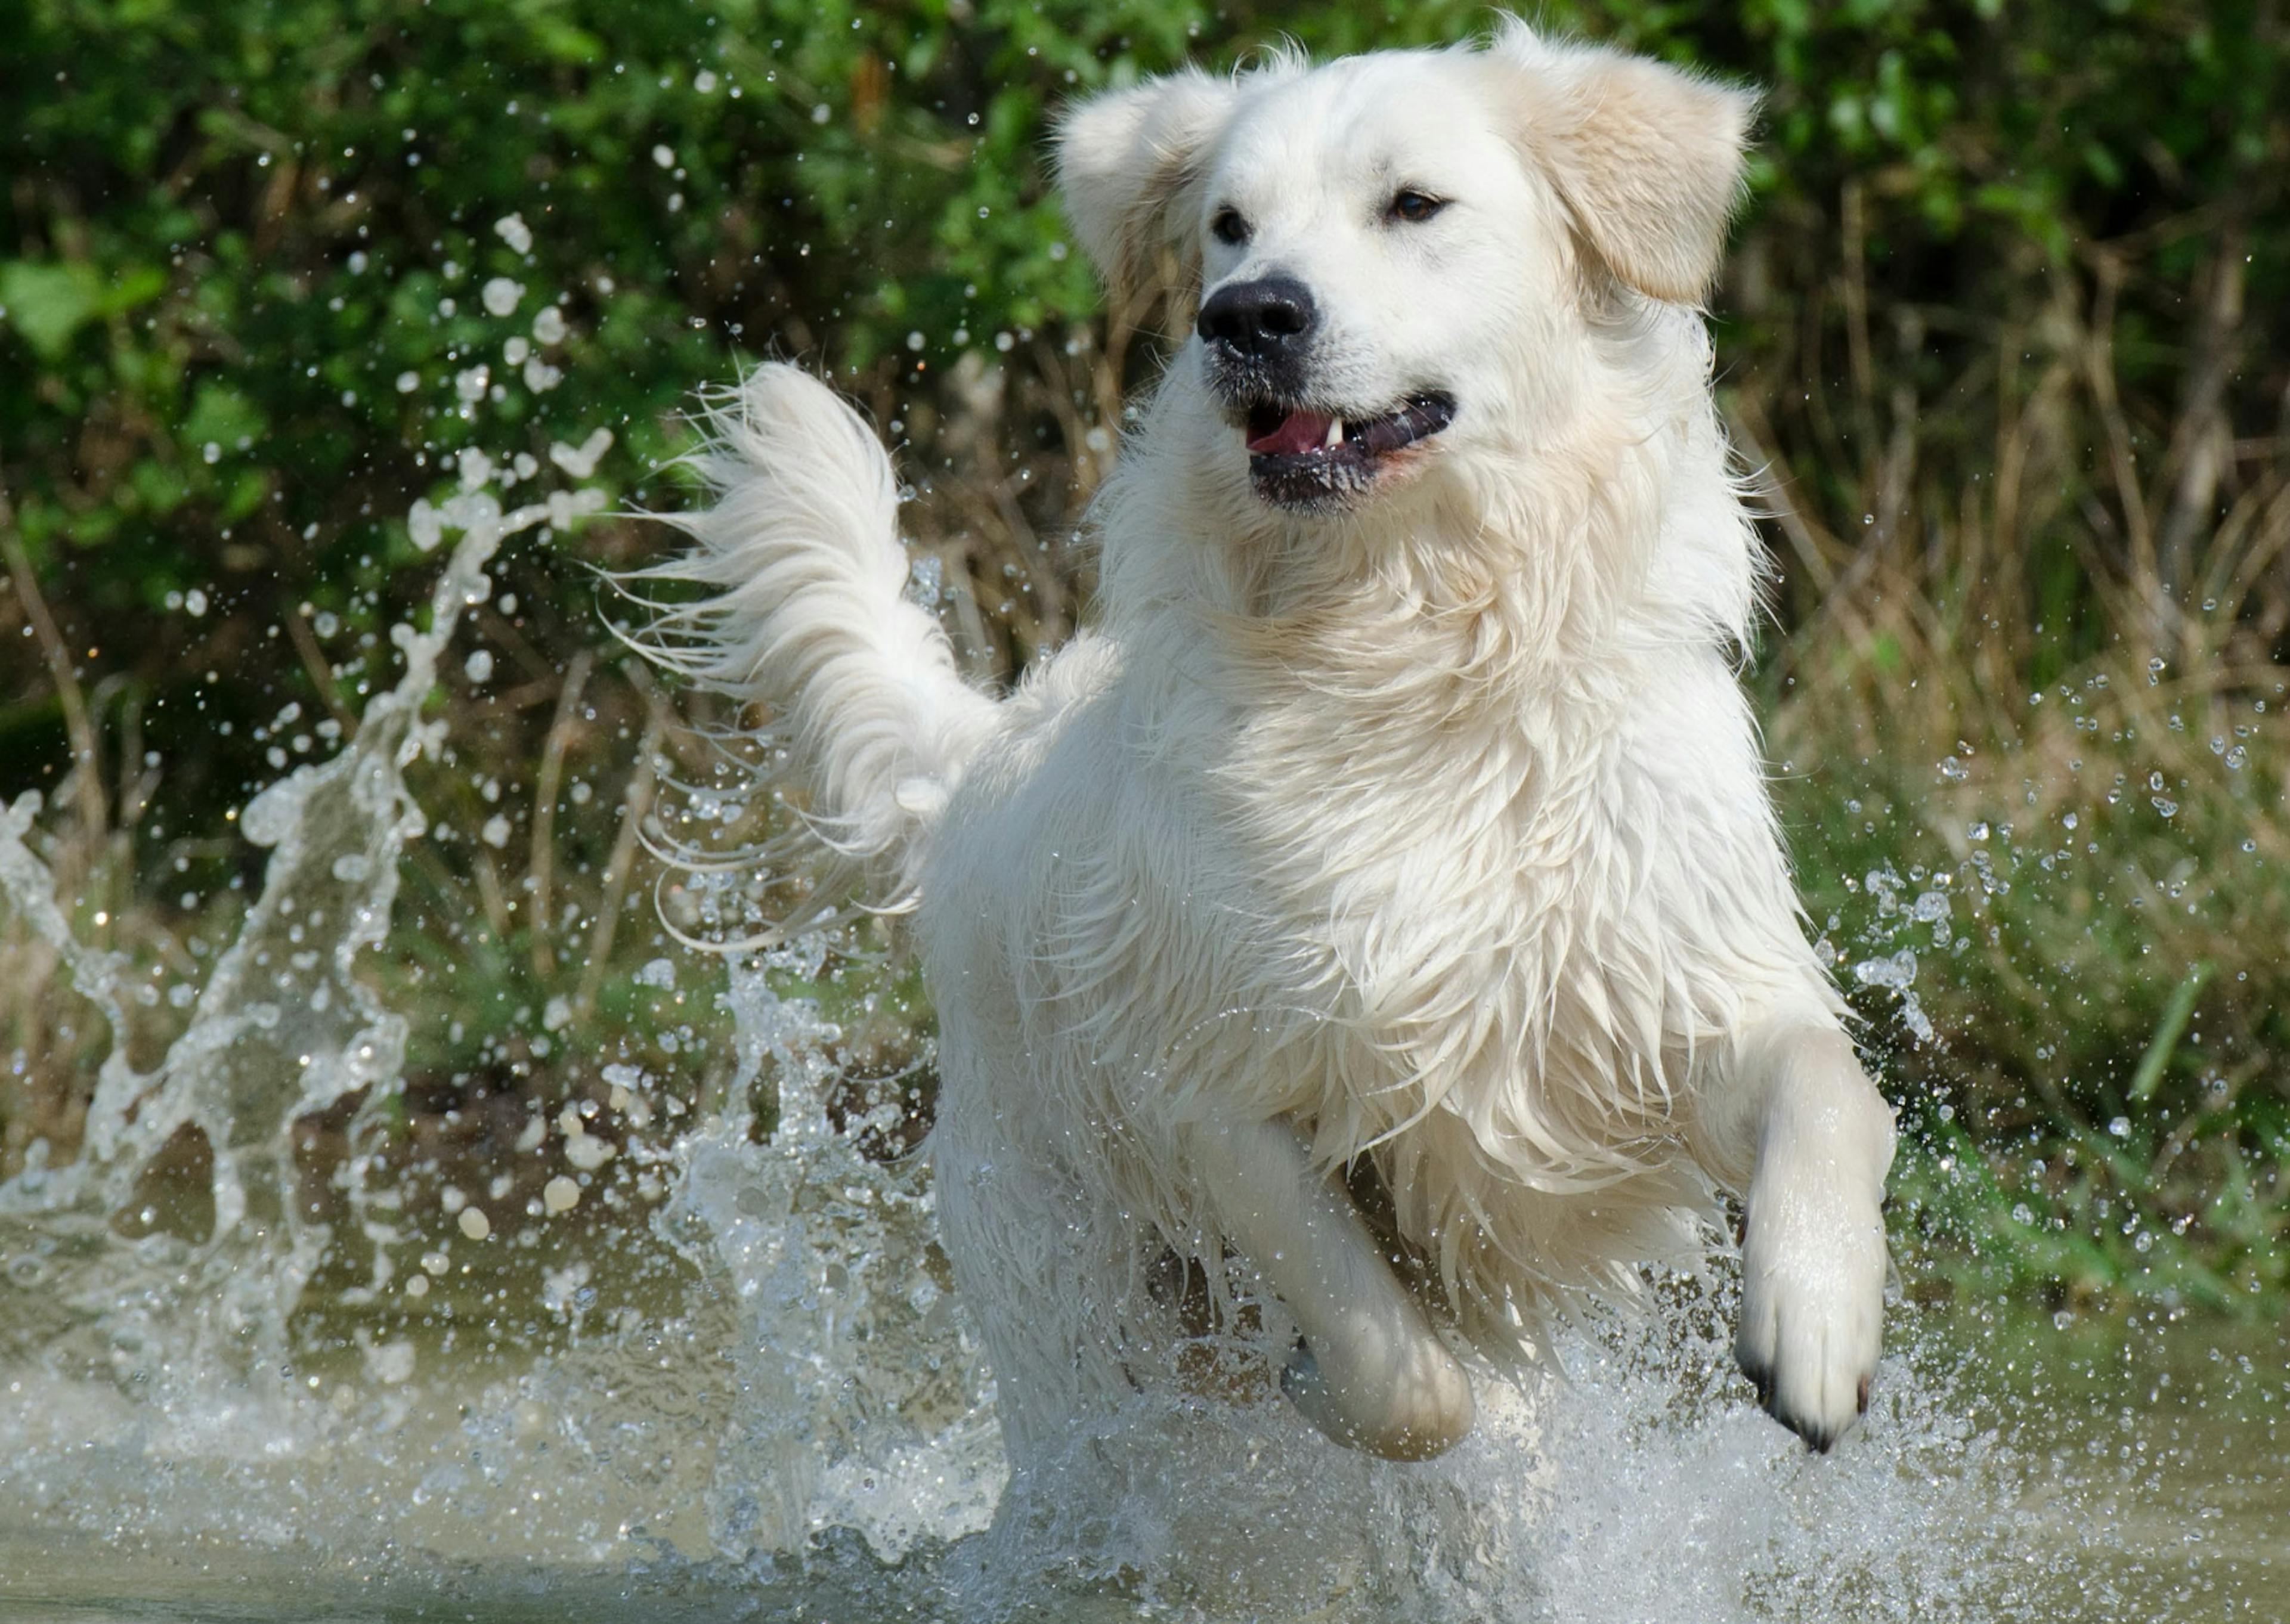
[{"xmin": 639, "ymin": 19, "xmax": 1897, "ymax": 1472}]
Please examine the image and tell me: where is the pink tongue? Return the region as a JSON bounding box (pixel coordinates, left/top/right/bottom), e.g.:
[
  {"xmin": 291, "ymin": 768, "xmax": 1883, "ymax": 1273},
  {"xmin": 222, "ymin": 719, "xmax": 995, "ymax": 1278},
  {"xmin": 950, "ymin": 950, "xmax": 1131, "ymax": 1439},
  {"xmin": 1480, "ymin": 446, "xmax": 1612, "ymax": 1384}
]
[{"xmin": 1246, "ymin": 409, "xmax": 1334, "ymax": 456}]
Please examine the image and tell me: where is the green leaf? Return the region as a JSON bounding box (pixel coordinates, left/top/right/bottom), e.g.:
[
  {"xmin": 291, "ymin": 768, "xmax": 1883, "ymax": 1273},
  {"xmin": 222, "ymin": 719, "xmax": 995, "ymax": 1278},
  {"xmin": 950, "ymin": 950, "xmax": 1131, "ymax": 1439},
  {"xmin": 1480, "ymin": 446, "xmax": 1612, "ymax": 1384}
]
[
  {"xmin": 182, "ymin": 382, "xmax": 270, "ymax": 455},
  {"xmin": 101, "ymin": 265, "xmax": 167, "ymax": 317},
  {"xmin": 527, "ymin": 16, "xmax": 604, "ymax": 63},
  {"xmin": 0, "ymin": 260, "xmax": 166, "ymax": 359},
  {"xmin": 1, "ymin": 261, "xmax": 104, "ymax": 360},
  {"xmin": 220, "ymin": 467, "xmax": 270, "ymax": 523},
  {"xmin": 2129, "ymin": 962, "xmax": 2212, "ymax": 1104}
]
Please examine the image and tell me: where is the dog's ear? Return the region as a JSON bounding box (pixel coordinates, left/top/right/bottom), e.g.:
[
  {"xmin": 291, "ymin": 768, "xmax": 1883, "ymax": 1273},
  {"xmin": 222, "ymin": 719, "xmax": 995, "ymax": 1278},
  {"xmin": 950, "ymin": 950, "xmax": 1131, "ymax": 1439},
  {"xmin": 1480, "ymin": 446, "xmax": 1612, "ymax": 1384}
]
[
  {"xmin": 1056, "ymin": 70, "xmax": 1239, "ymax": 310},
  {"xmin": 1489, "ymin": 24, "xmax": 1756, "ymax": 305}
]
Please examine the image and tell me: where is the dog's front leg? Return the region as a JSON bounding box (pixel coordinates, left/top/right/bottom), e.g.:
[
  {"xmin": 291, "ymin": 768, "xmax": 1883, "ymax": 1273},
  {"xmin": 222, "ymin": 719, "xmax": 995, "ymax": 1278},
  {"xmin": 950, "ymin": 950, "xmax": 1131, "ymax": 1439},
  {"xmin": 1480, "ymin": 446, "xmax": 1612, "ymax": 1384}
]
[
  {"xmin": 1710, "ymin": 1025, "xmax": 1897, "ymax": 1451},
  {"xmin": 1184, "ymin": 1117, "xmax": 1474, "ymax": 1461}
]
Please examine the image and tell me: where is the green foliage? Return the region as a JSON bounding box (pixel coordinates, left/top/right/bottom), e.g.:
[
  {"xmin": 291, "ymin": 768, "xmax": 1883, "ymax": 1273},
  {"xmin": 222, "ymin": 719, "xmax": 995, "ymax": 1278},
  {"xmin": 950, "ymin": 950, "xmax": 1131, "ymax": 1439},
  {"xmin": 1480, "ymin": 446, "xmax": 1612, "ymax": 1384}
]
[
  {"xmin": 4, "ymin": 1, "xmax": 2288, "ymax": 1305},
  {"xmin": 1772, "ymin": 658, "xmax": 2290, "ymax": 1310},
  {"xmin": 4, "ymin": 0, "xmax": 2283, "ymax": 647}
]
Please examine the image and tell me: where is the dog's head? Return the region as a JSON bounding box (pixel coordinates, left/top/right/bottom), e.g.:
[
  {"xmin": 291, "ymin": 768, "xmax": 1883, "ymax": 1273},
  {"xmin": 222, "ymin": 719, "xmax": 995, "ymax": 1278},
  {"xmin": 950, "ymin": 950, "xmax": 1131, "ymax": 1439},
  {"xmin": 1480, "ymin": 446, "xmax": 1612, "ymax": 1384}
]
[{"xmin": 1057, "ymin": 24, "xmax": 1754, "ymax": 516}]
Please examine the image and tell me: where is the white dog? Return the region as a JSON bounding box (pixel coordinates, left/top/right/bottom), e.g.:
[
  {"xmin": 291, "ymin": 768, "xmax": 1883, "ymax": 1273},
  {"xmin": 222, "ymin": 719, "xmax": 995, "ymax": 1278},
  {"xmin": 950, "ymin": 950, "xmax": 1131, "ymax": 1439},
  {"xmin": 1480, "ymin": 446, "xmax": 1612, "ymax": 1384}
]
[{"xmin": 640, "ymin": 20, "xmax": 1896, "ymax": 1474}]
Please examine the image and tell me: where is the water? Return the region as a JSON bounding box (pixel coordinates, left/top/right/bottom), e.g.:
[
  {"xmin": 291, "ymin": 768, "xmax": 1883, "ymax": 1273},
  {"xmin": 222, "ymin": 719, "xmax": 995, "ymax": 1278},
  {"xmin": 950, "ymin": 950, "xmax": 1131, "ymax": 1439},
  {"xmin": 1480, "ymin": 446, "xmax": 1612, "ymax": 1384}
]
[
  {"xmin": 0, "ymin": 1273, "xmax": 2280, "ymax": 1619},
  {"xmin": 2, "ymin": 432, "xmax": 2284, "ymax": 1624}
]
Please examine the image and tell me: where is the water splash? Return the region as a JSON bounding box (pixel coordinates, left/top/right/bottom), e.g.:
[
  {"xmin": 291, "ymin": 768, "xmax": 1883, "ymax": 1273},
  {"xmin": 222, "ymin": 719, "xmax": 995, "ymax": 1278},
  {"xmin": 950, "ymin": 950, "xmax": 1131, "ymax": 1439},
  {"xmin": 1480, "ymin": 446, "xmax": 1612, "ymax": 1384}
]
[
  {"xmin": 0, "ymin": 494, "xmax": 597, "ymax": 1396},
  {"xmin": 0, "ymin": 455, "xmax": 1000, "ymax": 1592},
  {"xmin": 660, "ymin": 951, "xmax": 999, "ymax": 1560},
  {"xmin": 0, "ymin": 441, "xmax": 2274, "ymax": 1624},
  {"xmin": 1843, "ymin": 864, "xmax": 1945, "ymax": 1046}
]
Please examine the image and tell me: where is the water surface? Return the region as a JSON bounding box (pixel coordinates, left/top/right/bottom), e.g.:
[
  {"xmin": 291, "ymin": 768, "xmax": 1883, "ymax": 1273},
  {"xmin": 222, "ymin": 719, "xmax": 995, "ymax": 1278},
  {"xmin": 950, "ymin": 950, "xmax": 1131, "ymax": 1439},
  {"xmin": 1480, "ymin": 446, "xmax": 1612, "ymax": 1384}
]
[
  {"xmin": 1, "ymin": 407, "xmax": 2280, "ymax": 1624},
  {"xmin": 2, "ymin": 1288, "xmax": 2280, "ymax": 1623}
]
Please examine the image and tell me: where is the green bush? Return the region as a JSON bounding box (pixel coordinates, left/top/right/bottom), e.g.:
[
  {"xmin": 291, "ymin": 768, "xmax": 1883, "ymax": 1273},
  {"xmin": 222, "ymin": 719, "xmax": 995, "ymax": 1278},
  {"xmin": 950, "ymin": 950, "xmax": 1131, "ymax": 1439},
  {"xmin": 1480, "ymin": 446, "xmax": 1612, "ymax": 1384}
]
[{"xmin": 3, "ymin": 0, "xmax": 2287, "ymax": 1302}]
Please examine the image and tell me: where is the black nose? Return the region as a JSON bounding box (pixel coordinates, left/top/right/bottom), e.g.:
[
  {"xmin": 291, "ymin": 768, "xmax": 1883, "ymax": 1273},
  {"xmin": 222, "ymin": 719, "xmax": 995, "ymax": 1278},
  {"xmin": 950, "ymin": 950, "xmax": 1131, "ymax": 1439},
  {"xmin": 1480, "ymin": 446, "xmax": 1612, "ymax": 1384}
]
[{"xmin": 1196, "ymin": 276, "xmax": 1317, "ymax": 359}]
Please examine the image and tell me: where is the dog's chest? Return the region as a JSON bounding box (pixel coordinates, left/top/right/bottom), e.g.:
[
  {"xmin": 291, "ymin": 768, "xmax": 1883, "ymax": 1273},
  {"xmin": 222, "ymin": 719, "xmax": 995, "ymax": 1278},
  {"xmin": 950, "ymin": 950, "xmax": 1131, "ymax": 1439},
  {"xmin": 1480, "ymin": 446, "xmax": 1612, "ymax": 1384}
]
[{"xmin": 1213, "ymin": 684, "xmax": 1661, "ymax": 1093}]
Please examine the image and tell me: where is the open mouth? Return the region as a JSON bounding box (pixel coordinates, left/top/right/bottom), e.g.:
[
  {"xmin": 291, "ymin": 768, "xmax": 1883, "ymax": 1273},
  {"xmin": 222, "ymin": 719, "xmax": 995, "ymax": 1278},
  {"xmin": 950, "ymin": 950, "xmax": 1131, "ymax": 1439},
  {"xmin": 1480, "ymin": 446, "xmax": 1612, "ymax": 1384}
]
[{"xmin": 1239, "ymin": 393, "xmax": 1456, "ymax": 507}]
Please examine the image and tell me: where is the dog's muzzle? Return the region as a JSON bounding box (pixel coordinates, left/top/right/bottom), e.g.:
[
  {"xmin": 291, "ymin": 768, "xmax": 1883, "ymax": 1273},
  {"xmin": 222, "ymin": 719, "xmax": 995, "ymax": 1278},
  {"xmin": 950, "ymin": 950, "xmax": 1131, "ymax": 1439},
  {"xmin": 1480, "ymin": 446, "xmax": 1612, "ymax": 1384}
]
[
  {"xmin": 1196, "ymin": 274, "xmax": 1456, "ymax": 511},
  {"xmin": 1231, "ymin": 392, "xmax": 1457, "ymax": 510}
]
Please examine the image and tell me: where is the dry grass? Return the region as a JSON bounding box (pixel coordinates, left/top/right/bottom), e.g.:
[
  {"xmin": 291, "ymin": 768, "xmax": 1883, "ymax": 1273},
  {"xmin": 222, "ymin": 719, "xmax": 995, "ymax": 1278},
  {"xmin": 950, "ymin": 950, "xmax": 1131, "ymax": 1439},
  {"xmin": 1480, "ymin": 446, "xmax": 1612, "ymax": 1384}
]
[
  {"xmin": 1734, "ymin": 224, "xmax": 2290, "ymax": 1308},
  {"xmin": 5, "ymin": 210, "xmax": 2287, "ymax": 1304}
]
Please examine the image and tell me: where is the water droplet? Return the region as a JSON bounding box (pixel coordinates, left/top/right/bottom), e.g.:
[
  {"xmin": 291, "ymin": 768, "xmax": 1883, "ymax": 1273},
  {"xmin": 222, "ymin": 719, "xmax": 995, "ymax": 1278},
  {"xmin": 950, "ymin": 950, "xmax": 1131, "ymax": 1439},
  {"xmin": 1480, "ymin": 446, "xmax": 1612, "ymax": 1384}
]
[{"xmin": 547, "ymin": 427, "xmax": 612, "ymax": 478}]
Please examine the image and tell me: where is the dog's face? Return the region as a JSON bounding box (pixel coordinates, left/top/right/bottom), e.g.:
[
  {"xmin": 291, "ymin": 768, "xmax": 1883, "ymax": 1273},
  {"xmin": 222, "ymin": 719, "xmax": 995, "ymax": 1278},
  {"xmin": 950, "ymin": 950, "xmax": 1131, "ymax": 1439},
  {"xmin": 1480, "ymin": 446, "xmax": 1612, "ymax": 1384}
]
[
  {"xmin": 1186, "ymin": 63, "xmax": 1536, "ymax": 511},
  {"xmin": 1059, "ymin": 26, "xmax": 1754, "ymax": 517}
]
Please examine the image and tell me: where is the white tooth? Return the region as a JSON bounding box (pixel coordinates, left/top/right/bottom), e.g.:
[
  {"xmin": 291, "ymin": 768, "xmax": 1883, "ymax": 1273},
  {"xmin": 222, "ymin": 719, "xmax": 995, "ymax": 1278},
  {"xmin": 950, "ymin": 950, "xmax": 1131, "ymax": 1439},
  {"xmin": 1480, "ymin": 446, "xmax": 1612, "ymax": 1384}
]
[{"xmin": 1325, "ymin": 418, "xmax": 1344, "ymax": 448}]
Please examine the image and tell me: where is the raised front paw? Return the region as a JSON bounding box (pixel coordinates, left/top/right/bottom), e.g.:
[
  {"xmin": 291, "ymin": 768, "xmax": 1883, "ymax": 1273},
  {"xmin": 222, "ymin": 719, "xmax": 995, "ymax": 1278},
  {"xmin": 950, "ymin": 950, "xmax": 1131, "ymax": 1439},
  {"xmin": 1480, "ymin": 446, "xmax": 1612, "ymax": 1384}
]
[
  {"xmin": 1734, "ymin": 1167, "xmax": 1888, "ymax": 1452},
  {"xmin": 1280, "ymin": 1332, "xmax": 1474, "ymax": 1462}
]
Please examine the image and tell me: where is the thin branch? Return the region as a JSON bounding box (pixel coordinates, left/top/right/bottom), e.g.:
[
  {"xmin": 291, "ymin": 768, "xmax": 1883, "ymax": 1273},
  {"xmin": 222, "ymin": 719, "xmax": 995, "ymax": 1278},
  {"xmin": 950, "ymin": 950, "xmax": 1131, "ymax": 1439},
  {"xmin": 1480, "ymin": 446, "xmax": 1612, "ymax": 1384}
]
[
  {"xmin": 0, "ymin": 476, "xmax": 107, "ymax": 851},
  {"xmin": 575, "ymin": 662, "xmax": 669, "ymax": 1021},
  {"xmin": 284, "ymin": 599, "xmax": 360, "ymax": 736},
  {"xmin": 527, "ymin": 649, "xmax": 593, "ymax": 982},
  {"xmin": 2156, "ymin": 224, "xmax": 2247, "ymax": 614}
]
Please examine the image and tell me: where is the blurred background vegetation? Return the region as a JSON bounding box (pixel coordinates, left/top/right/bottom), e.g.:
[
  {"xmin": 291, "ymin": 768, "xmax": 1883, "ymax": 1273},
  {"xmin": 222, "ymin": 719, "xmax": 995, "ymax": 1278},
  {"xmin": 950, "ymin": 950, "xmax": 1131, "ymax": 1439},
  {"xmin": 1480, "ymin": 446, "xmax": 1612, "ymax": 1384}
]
[{"xmin": 2, "ymin": 0, "xmax": 2287, "ymax": 1313}]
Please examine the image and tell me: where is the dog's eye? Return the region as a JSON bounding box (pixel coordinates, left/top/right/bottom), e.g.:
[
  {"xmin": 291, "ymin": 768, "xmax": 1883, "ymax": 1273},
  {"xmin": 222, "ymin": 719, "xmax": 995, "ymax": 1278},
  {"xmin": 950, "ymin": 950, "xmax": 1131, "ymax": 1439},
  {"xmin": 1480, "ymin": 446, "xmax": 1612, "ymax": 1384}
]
[
  {"xmin": 1388, "ymin": 189, "xmax": 1446, "ymax": 225},
  {"xmin": 1211, "ymin": 207, "xmax": 1250, "ymax": 246}
]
